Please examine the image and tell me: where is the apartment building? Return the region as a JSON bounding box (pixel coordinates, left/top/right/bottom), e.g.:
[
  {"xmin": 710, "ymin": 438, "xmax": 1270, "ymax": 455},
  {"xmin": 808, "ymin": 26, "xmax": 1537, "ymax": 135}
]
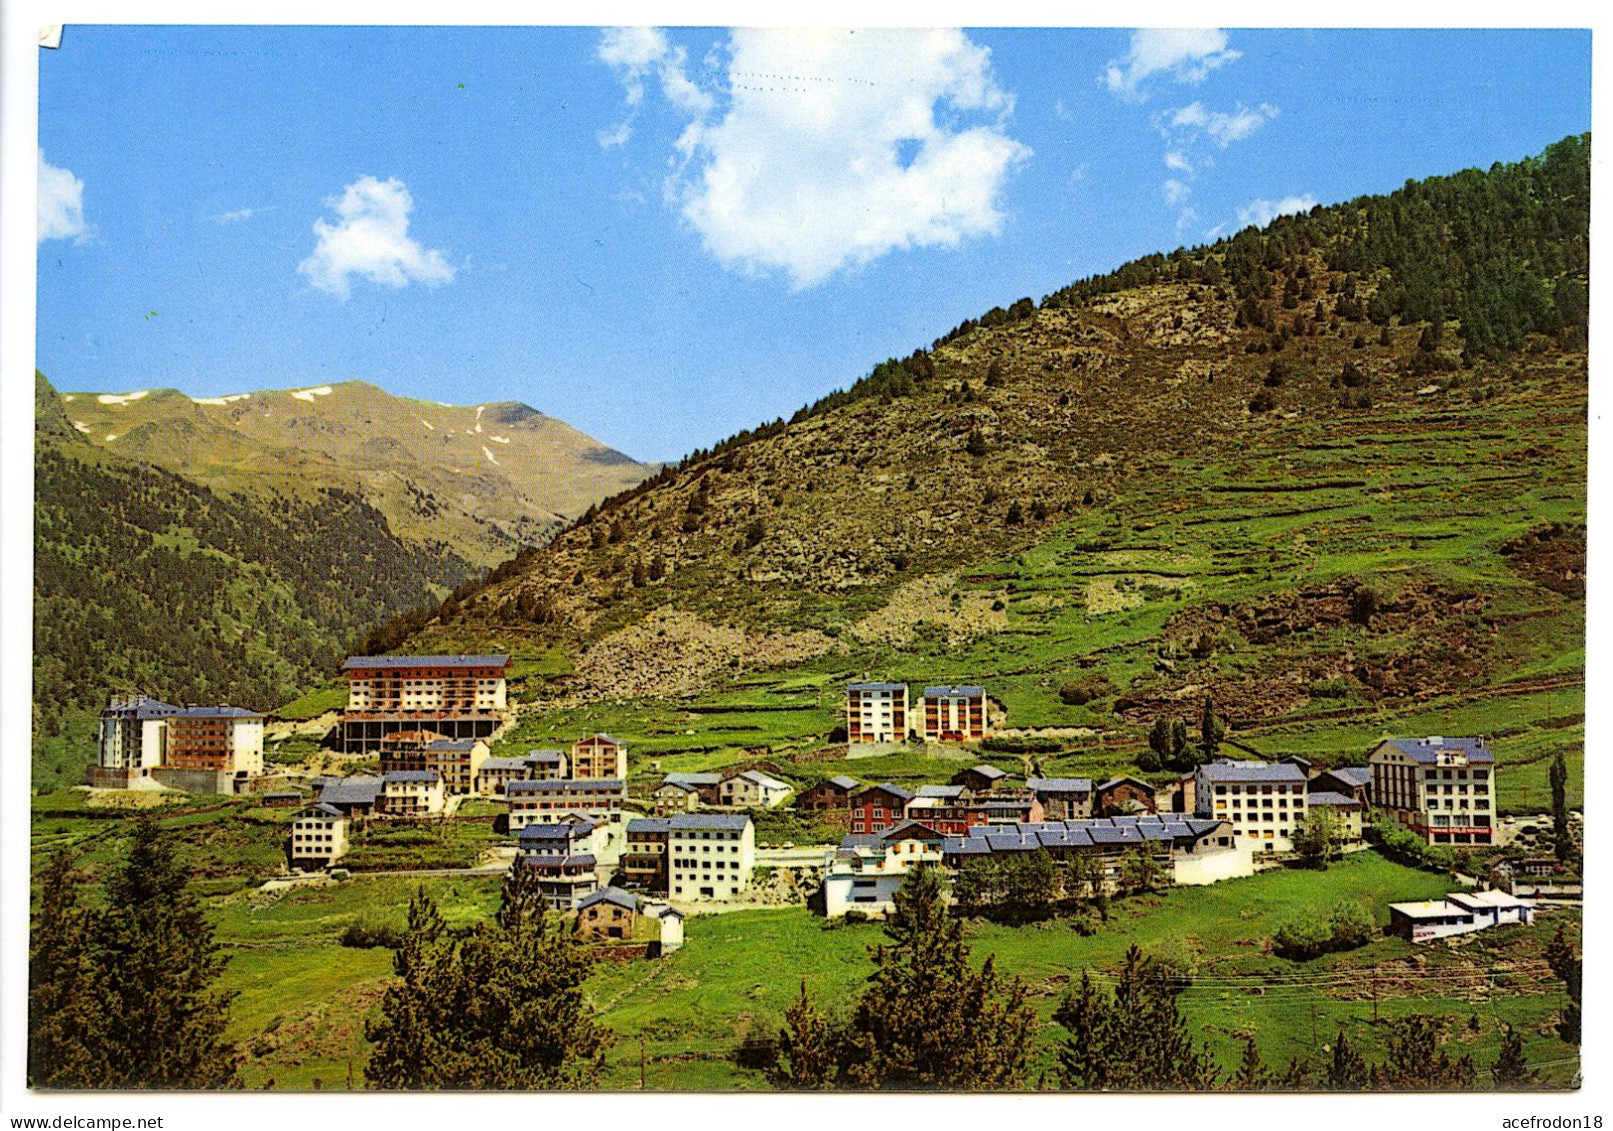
[
  {"xmin": 623, "ymin": 817, "xmax": 671, "ymax": 889},
  {"xmin": 1028, "ymin": 778, "xmax": 1095, "ymax": 820},
  {"xmin": 571, "ymin": 733, "xmax": 627, "ymax": 780},
  {"xmin": 476, "ymin": 750, "xmax": 566, "ymax": 795},
  {"xmin": 340, "ymin": 654, "xmax": 510, "ymax": 753},
  {"xmin": 380, "ymin": 770, "xmax": 446, "ymax": 818},
  {"xmin": 940, "ymin": 815, "xmax": 1250, "ymax": 887},
  {"xmin": 845, "ymin": 683, "xmax": 908, "ymax": 744},
  {"xmin": 920, "ymin": 685, "xmax": 989, "ymax": 743},
  {"xmin": 378, "ymin": 731, "xmax": 490, "ymax": 795},
  {"xmin": 165, "ymin": 706, "xmax": 265, "ymax": 775},
  {"xmin": 824, "ymin": 821, "xmax": 946, "ymax": 917},
  {"xmin": 667, "ymin": 814, "xmax": 755, "ymax": 901},
  {"xmin": 93, "ymin": 695, "xmax": 264, "ymax": 792},
  {"xmin": 288, "ymin": 802, "xmax": 349, "ymax": 870},
  {"xmin": 1194, "ymin": 760, "xmax": 1309, "ymax": 853},
  {"xmin": 506, "ymin": 778, "xmax": 626, "ymax": 831},
  {"xmin": 1369, "ymin": 736, "xmax": 1495, "ymax": 846}
]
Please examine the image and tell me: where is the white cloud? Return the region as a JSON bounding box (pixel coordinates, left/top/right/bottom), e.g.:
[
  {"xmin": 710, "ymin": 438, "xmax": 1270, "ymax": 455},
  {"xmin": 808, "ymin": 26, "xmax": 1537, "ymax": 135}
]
[
  {"xmin": 1163, "ymin": 150, "xmax": 1193, "ymax": 173},
  {"xmin": 1166, "ymin": 101, "xmax": 1279, "ymax": 146},
  {"xmin": 611, "ymin": 28, "xmax": 1027, "ymax": 289},
  {"xmin": 1237, "ymin": 194, "xmax": 1318, "ymax": 229},
  {"xmin": 214, "ymin": 205, "xmax": 276, "ymax": 225},
  {"xmin": 1103, "ymin": 29, "xmax": 1240, "ymax": 98},
  {"xmin": 38, "ymin": 149, "xmax": 91, "ymax": 244},
  {"xmin": 1162, "ymin": 178, "xmax": 1191, "ymax": 206},
  {"xmin": 297, "ymin": 176, "xmax": 454, "ymax": 300},
  {"xmin": 596, "ymin": 27, "xmax": 713, "ymax": 149}
]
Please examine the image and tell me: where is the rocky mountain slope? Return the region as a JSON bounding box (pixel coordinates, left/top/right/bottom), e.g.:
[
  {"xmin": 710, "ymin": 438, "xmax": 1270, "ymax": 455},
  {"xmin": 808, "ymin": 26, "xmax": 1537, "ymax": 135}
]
[
  {"xmin": 57, "ymin": 379, "xmax": 652, "ymax": 569},
  {"xmin": 381, "ymin": 137, "xmax": 1586, "ymax": 810}
]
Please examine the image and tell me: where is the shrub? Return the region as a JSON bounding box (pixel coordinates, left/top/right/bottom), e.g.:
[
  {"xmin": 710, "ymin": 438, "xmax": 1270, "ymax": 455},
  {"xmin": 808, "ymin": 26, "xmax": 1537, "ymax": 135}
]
[{"xmin": 341, "ymin": 912, "xmax": 406, "ymax": 949}]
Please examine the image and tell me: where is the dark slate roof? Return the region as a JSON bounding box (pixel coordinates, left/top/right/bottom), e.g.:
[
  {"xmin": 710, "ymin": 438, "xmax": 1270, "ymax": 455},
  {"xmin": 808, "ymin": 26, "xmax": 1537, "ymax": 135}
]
[
  {"xmin": 578, "ymin": 886, "xmax": 639, "ymax": 912},
  {"xmin": 318, "ymin": 777, "xmax": 385, "ymax": 804},
  {"xmin": 847, "ymin": 682, "xmax": 906, "ymax": 692},
  {"xmin": 481, "ymin": 756, "xmax": 531, "ymax": 772},
  {"xmin": 518, "ymin": 821, "xmax": 596, "ymax": 841},
  {"xmin": 1028, "ymin": 777, "xmax": 1094, "ymax": 794},
  {"xmin": 915, "ymin": 784, "xmax": 965, "ymax": 799},
  {"xmin": 508, "ymin": 778, "xmax": 625, "ymax": 793},
  {"xmin": 523, "ymin": 853, "xmax": 597, "ymax": 870},
  {"xmin": 343, "ymin": 654, "xmax": 509, "ymax": 670},
  {"xmin": 827, "ymin": 776, "xmax": 861, "ymax": 790},
  {"xmin": 103, "ymin": 695, "xmax": 181, "ymax": 719},
  {"xmin": 174, "ymin": 704, "xmax": 263, "ymax": 719},
  {"xmin": 1196, "ymin": 760, "xmax": 1307, "ymax": 784},
  {"xmin": 384, "ymin": 770, "xmax": 441, "ymax": 784},
  {"xmin": 858, "ymin": 782, "xmax": 914, "ymax": 802},
  {"xmin": 1317, "ymin": 766, "xmax": 1373, "ymax": 788},
  {"xmin": 965, "ymin": 764, "xmax": 1007, "ymax": 780},
  {"xmin": 838, "ymin": 833, "xmax": 885, "ymax": 850},
  {"xmin": 423, "ymin": 738, "xmax": 479, "ymax": 752},
  {"xmin": 662, "ymin": 772, "xmax": 723, "ymax": 787},
  {"xmin": 1097, "ymin": 776, "xmax": 1156, "ymax": 792},
  {"xmin": 942, "ymin": 836, "xmax": 991, "ymax": 855},
  {"xmin": 668, "ymin": 813, "xmax": 752, "ymax": 832},
  {"xmin": 526, "ymin": 750, "xmax": 565, "ymax": 763},
  {"xmin": 922, "ymin": 685, "xmax": 985, "ymax": 698},
  {"xmin": 298, "ymin": 803, "xmax": 344, "ymax": 819},
  {"xmin": 880, "ymin": 820, "xmax": 945, "ymax": 841},
  {"xmin": 1383, "ymin": 736, "xmax": 1493, "ymax": 765},
  {"xmin": 1307, "ymin": 791, "xmax": 1363, "ymax": 809},
  {"xmin": 626, "ymin": 817, "xmax": 672, "ymax": 835}
]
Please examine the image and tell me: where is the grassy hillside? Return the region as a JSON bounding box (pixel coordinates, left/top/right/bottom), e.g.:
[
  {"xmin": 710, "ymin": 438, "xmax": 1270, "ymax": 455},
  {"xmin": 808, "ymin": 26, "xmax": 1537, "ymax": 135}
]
[{"xmin": 377, "ymin": 137, "xmax": 1586, "ymax": 812}]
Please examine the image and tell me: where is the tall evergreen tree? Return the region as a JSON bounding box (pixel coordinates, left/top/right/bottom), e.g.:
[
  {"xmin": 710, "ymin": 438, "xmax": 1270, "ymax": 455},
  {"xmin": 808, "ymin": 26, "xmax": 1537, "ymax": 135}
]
[
  {"xmin": 1055, "ymin": 944, "xmax": 1215, "ymax": 1091},
  {"xmin": 28, "ymin": 851, "xmax": 110, "ymax": 1089},
  {"xmin": 1545, "ymin": 923, "xmax": 1581, "ymax": 1047},
  {"xmin": 1231, "ymin": 1035, "xmax": 1268, "ymax": 1090},
  {"xmin": 1325, "ymin": 1029, "xmax": 1368, "ymax": 1090},
  {"xmin": 1491, "ymin": 1024, "xmax": 1539, "ymax": 1089},
  {"xmin": 1371, "ymin": 1016, "xmax": 1476, "ymax": 1090},
  {"xmin": 839, "ymin": 867, "xmax": 1036, "ymax": 1089},
  {"xmin": 1198, "ymin": 696, "xmax": 1225, "ymax": 761},
  {"xmin": 1549, "ymin": 750, "xmax": 1573, "ymax": 863},
  {"xmin": 770, "ymin": 981, "xmax": 839, "ymax": 1090}
]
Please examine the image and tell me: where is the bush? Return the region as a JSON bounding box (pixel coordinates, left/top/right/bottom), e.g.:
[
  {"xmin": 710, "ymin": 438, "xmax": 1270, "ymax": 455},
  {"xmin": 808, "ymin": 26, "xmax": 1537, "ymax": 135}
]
[
  {"xmin": 1329, "ymin": 902, "xmax": 1376, "ymax": 951},
  {"xmin": 341, "ymin": 912, "xmax": 406, "ymax": 949},
  {"xmin": 1273, "ymin": 912, "xmax": 1333, "ymax": 960}
]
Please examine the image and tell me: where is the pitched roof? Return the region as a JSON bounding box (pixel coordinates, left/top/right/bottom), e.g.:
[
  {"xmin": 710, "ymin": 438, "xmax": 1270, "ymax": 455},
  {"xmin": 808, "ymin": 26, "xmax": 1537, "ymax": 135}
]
[
  {"xmin": 343, "ymin": 654, "xmax": 509, "ymax": 670},
  {"xmin": 1028, "ymin": 777, "xmax": 1094, "ymax": 793},
  {"xmin": 578, "ymin": 886, "xmax": 639, "ymax": 912},
  {"xmin": 423, "ymin": 738, "xmax": 480, "ymax": 752},
  {"xmin": 661, "ymin": 772, "xmax": 723, "ymax": 788},
  {"xmin": 507, "ymin": 778, "xmax": 625, "ymax": 793},
  {"xmin": 1196, "ymin": 760, "xmax": 1306, "ymax": 784},
  {"xmin": 1315, "ymin": 766, "xmax": 1373, "ymax": 788},
  {"xmin": 173, "ymin": 704, "xmax": 263, "ymax": 719},
  {"xmin": 826, "ymin": 776, "xmax": 861, "ymax": 790},
  {"xmin": 1097, "ymin": 775, "xmax": 1157, "ymax": 792},
  {"xmin": 297, "ymin": 803, "xmax": 344, "ymax": 819},
  {"xmin": 1307, "ymin": 791, "xmax": 1363, "ymax": 808},
  {"xmin": 1382, "ymin": 736, "xmax": 1493, "ymax": 765},
  {"xmin": 915, "ymin": 784, "xmax": 965, "ymax": 800},
  {"xmin": 963, "ymin": 764, "xmax": 1007, "ymax": 780},
  {"xmin": 518, "ymin": 821, "xmax": 596, "ymax": 841},
  {"xmin": 922, "ymin": 685, "xmax": 985, "ymax": 698},
  {"xmin": 526, "ymin": 749, "xmax": 566, "ymax": 763},
  {"xmin": 103, "ymin": 694, "xmax": 181, "ymax": 719},
  {"xmin": 577, "ymin": 733, "xmax": 624, "ymax": 746},
  {"xmin": 316, "ymin": 776, "xmax": 385, "ymax": 804},
  {"xmin": 626, "ymin": 817, "xmax": 672, "ymax": 835},
  {"xmin": 384, "ymin": 770, "xmax": 441, "ymax": 784},
  {"xmin": 669, "ymin": 813, "xmax": 752, "ymax": 832},
  {"xmin": 522, "ymin": 853, "xmax": 597, "ymax": 870},
  {"xmin": 856, "ymin": 782, "xmax": 914, "ymax": 802},
  {"xmin": 731, "ymin": 770, "xmax": 790, "ymax": 789},
  {"xmin": 847, "ymin": 682, "xmax": 906, "ymax": 692},
  {"xmin": 481, "ymin": 756, "xmax": 532, "ymax": 772},
  {"xmin": 880, "ymin": 820, "xmax": 946, "ymax": 841}
]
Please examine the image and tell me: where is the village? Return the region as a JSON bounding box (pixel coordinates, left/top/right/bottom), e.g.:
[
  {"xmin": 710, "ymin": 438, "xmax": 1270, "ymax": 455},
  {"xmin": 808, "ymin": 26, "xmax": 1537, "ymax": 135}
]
[{"xmin": 84, "ymin": 653, "xmax": 1574, "ymax": 958}]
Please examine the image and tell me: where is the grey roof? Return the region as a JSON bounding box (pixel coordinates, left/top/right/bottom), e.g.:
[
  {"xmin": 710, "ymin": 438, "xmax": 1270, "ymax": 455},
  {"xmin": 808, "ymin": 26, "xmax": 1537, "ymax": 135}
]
[
  {"xmin": 481, "ymin": 756, "xmax": 532, "ymax": 772},
  {"xmin": 522, "ymin": 853, "xmax": 597, "ymax": 870},
  {"xmin": 103, "ymin": 694, "xmax": 181, "ymax": 719},
  {"xmin": 847, "ymin": 682, "xmax": 906, "ymax": 692},
  {"xmin": 838, "ymin": 833, "xmax": 885, "ymax": 850},
  {"xmin": 1028, "ymin": 777, "xmax": 1094, "ymax": 793},
  {"xmin": 507, "ymin": 778, "xmax": 625, "ymax": 793},
  {"xmin": 880, "ymin": 820, "xmax": 946, "ymax": 840},
  {"xmin": 577, "ymin": 733, "xmax": 625, "ymax": 746},
  {"xmin": 1197, "ymin": 760, "xmax": 1307, "ymax": 784},
  {"xmin": 518, "ymin": 821, "xmax": 596, "ymax": 841},
  {"xmin": 578, "ymin": 886, "xmax": 640, "ymax": 912},
  {"xmin": 857, "ymin": 782, "xmax": 914, "ymax": 802},
  {"xmin": 298, "ymin": 802, "xmax": 344, "ymax": 818},
  {"xmin": 726, "ymin": 770, "xmax": 789, "ymax": 789},
  {"xmin": 922, "ymin": 685, "xmax": 985, "ymax": 698},
  {"xmin": 384, "ymin": 770, "xmax": 441, "ymax": 784},
  {"xmin": 1307, "ymin": 791, "xmax": 1362, "ymax": 809},
  {"xmin": 915, "ymin": 784, "xmax": 965, "ymax": 799},
  {"xmin": 174, "ymin": 704, "xmax": 263, "ymax": 719},
  {"xmin": 317, "ymin": 776, "xmax": 385, "ymax": 804},
  {"xmin": 526, "ymin": 749, "xmax": 565, "ymax": 763},
  {"xmin": 661, "ymin": 772, "xmax": 723, "ymax": 788},
  {"xmin": 668, "ymin": 813, "xmax": 752, "ymax": 832},
  {"xmin": 826, "ymin": 775, "xmax": 861, "ymax": 790},
  {"xmin": 963, "ymin": 764, "xmax": 1007, "ymax": 780},
  {"xmin": 1098, "ymin": 776, "xmax": 1156, "ymax": 792},
  {"xmin": 1316, "ymin": 766, "xmax": 1373, "ymax": 788},
  {"xmin": 1383, "ymin": 736, "xmax": 1493, "ymax": 765},
  {"xmin": 980, "ymin": 799, "xmax": 1035, "ymax": 810},
  {"xmin": 343, "ymin": 654, "xmax": 509, "ymax": 670},
  {"xmin": 423, "ymin": 738, "xmax": 479, "ymax": 752},
  {"xmin": 626, "ymin": 817, "xmax": 672, "ymax": 835}
]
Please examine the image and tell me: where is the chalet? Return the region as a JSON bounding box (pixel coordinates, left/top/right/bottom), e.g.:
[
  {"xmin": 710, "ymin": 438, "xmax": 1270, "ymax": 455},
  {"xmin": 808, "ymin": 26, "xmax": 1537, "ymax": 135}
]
[
  {"xmin": 824, "ymin": 822, "xmax": 947, "ymax": 917},
  {"xmin": 1096, "ymin": 776, "xmax": 1158, "ymax": 815},
  {"xmin": 666, "ymin": 813, "xmax": 755, "ymax": 901},
  {"xmin": 951, "ymin": 764, "xmax": 1008, "ymax": 793},
  {"xmin": 719, "ymin": 770, "xmax": 792, "ymax": 808},
  {"xmin": 622, "ymin": 817, "xmax": 671, "ymax": 889},
  {"xmin": 1369, "ymin": 736, "xmax": 1495, "ymax": 846},
  {"xmin": 575, "ymin": 886, "xmax": 641, "ymax": 940},
  {"xmin": 1193, "ymin": 760, "xmax": 1307, "ymax": 853},
  {"xmin": 849, "ymin": 783, "xmax": 915, "ymax": 834},
  {"xmin": 340, "ymin": 654, "xmax": 510, "ymax": 754},
  {"xmin": 1387, "ymin": 889, "xmax": 1533, "ymax": 943},
  {"xmin": 797, "ymin": 776, "xmax": 860, "ymax": 812},
  {"xmin": 289, "ymin": 803, "xmax": 349, "ymax": 870},
  {"xmin": 520, "ymin": 852, "xmax": 600, "ymax": 911},
  {"xmin": 920, "ymin": 685, "xmax": 989, "ymax": 743},
  {"xmin": 904, "ymin": 784, "xmax": 981, "ymax": 835},
  {"xmin": 941, "ymin": 815, "xmax": 1251, "ymax": 887},
  {"xmin": 654, "ymin": 772, "xmax": 723, "ymax": 813},
  {"xmin": 1309, "ymin": 766, "xmax": 1372, "ymax": 804},
  {"xmin": 315, "ymin": 775, "xmax": 385, "ymax": 819},
  {"xmin": 1028, "ymin": 778, "xmax": 1094, "ymax": 820},
  {"xmin": 507, "ymin": 778, "xmax": 625, "ymax": 831},
  {"xmin": 381, "ymin": 770, "xmax": 446, "ymax": 818},
  {"xmin": 845, "ymin": 683, "xmax": 908, "ymax": 743},
  {"xmin": 572, "ymin": 733, "xmax": 627, "ymax": 780},
  {"xmin": 1305, "ymin": 791, "xmax": 1365, "ymax": 844},
  {"xmin": 517, "ymin": 818, "xmax": 605, "ymax": 861}
]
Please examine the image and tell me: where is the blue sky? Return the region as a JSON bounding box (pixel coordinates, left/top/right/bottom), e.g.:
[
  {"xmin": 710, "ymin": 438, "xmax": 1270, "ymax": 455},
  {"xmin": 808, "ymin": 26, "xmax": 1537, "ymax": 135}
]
[{"xmin": 37, "ymin": 26, "xmax": 1589, "ymax": 463}]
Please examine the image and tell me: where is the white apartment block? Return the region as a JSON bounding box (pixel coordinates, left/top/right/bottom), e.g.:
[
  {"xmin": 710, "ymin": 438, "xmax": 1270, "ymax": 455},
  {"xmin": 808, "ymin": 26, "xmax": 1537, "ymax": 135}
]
[
  {"xmin": 667, "ymin": 814, "xmax": 755, "ymax": 901},
  {"xmin": 846, "ymin": 682, "xmax": 908, "ymax": 744},
  {"xmin": 1369, "ymin": 736, "xmax": 1495, "ymax": 846},
  {"xmin": 1194, "ymin": 759, "xmax": 1309, "ymax": 853},
  {"xmin": 289, "ymin": 803, "xmax": 350, "ymax": 870}
]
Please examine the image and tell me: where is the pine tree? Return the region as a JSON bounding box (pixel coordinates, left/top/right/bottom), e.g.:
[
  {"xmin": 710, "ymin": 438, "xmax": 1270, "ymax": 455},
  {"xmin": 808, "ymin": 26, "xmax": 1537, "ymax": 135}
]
[
  {"xmin": 95, "ymin": 818, "xmax": 241, "ymax": 1089},
  {"xmin": 771, "ymin": 981, "xmax": 838, "ymax": 1089},
  {"xmin": 1055, "ymin": 945, "xmax": 1215, "ymax": 1091},
  {"xmin": 1545, "ymin": 923, "xmax": 1581, "ymax": 1046},
  {"xmin": 1325, "ymin": 1029, "xmax": 1368, "ymax": 1090},
  {"xmin": 1232, "ymin": 1035, "xmax": 1268, "ymax": 1090},
  {"xmin": 1549, "ymin": 750, "xmax": 1572, "ymax": 862},
  {"xmin": 1198, "ymin": 696, "xmax": 1225, "ymax": 761},
  {"xmin": 1053, "ymin": 971, "xmax": 1120, "ymax": 1089},
  {"xmin": 840, "ymin": 867, "xmax": 1036, "ymax": 1089},
  {"xmin": 28, "ymin": 851, "xmax": 110, "ymax": 1089},
  {"xmin": 1372, "ymin": 1016, "xmax": 1476, "ymax": 1090},
  {"xmin": 1491, "ymin": 1024, "xmax": 1539, "ymax": 1089}
]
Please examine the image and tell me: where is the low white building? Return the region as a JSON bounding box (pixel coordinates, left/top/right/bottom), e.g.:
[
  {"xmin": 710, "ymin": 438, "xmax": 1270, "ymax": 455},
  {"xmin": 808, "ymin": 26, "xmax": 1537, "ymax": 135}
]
[
  {"xmin": 1388, "ymin": 889, "xmax": 1535, "ymax": 943},
  {"xmin": 381, "ymin": 770, "xmax": 445, "ymax": 817},
  {"xmin": 1194, "ymin": 759, "xmax": 1309, "ymax": 853},
  {"xmin": 288, "ymin": 802, "xmax": 349, "ymax": 870},
  {"xmin": 719, "ymin": 770, "xmax": 792, "ymax": 808},
  {"xmin": 824, "ymin": 821, "xmax": 945, "ymax": 918},
  {"xmin": 667, "ymin": 813, "xmax": 755, "ymax": 901}
]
